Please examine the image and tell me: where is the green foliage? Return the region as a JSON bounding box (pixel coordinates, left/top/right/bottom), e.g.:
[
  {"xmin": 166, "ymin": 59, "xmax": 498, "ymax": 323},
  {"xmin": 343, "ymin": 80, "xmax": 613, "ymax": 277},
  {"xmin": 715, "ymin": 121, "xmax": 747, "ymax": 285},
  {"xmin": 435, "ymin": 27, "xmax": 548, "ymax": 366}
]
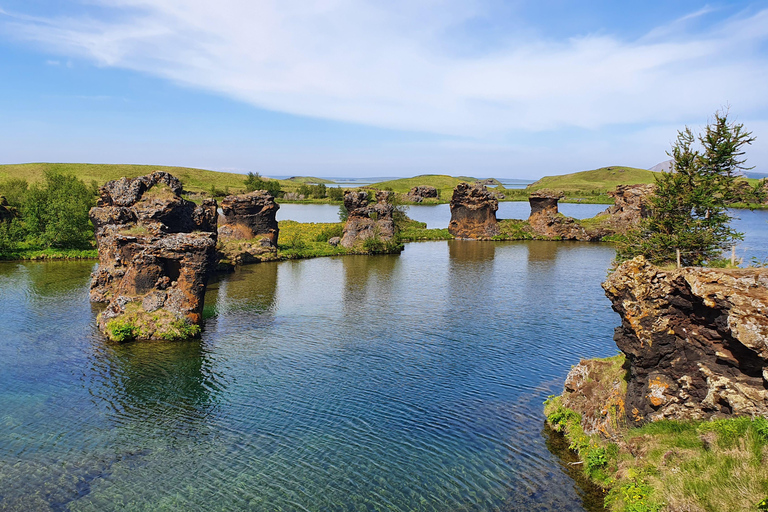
[
  {"xmin": 314, "ymin": 224, "xmax": 343, "ymax": 242},
  {"xmin": 0, "ymin": 178, "xmax": 29, "ymax": 207},
  {"xmin": 106, "ymin": 319, "xmax": 139, "ymax": 343},
  {"xmin": 338, "ymin": 204, "xmax": 349, "ymax": 222},
  {"xmin": 586, "ymin": 446, "xmax": 608, "ymax": 474},
  {"xmin": 244, "ymin": 172, "xmax": 282, "ymax": 197},
  {"xmin": 757, "ymin": 497, "xmax": 768, "ymax": 511},
  {"xmin": 615, "ymin": 481, "xmax": 662, "ymax": 512},
  {"xmin": 617, "ymin": 110, "xmax": 753, "ymax": 266},
  {"xmin": 158, "ymin": 320, "xmax": 201, "ymax": 341},
  {"xmin": 15, "ymin": 171, "xmax": 97, "ymax": 249},
  {"xmin": 327, "ymin": 187, "xmax": 344, "ymax": 201}
]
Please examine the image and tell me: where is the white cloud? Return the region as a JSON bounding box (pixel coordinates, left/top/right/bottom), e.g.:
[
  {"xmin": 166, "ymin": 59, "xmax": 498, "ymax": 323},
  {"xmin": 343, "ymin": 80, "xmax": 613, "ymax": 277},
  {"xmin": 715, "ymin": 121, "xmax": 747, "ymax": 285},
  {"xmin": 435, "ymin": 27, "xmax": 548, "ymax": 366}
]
[{"xmin": 2, "ymin": 1, "xmax": 768, "ymax": 138}]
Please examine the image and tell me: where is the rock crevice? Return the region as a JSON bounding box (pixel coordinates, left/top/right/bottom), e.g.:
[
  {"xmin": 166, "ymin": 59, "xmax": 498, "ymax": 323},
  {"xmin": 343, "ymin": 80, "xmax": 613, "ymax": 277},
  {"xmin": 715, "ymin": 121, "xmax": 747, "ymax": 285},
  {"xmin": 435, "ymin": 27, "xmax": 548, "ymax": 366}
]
[{"xmin": 603, "ymin": 256, "xmax": 768, "ymax": 423}]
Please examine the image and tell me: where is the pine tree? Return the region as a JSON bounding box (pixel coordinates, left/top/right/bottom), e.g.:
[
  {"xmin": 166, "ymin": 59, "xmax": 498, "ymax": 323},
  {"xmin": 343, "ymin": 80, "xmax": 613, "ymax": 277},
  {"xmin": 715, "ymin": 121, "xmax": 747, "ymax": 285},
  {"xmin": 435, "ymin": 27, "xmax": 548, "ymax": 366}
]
[{"xmin": 617, "ymin": 110, "xmax": 755, "ymax": 266}]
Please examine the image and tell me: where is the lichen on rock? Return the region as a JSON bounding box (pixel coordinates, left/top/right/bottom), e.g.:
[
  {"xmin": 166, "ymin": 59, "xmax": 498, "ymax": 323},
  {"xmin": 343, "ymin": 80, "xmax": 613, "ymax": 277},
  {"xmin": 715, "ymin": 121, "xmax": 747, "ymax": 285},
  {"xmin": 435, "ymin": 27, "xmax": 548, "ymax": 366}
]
[
  {"xmin": 89, "ymin": 171, "xmax": 218, "ymax": 341},
  {"xmin": 603, "ymin": 256, "xmax": 768, "ymax": 423}
]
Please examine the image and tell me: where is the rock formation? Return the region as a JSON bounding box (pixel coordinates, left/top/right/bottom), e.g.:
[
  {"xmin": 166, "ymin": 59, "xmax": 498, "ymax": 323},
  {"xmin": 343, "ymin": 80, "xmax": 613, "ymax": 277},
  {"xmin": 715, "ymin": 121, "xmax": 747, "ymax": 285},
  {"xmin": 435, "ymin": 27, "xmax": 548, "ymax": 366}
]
[
  {"xmin": 527, "ymin": 191, "xmax": 597, "ymax": 241},
  {"xmin": 341, "ymin": 190, "xmax": 396, "ymax": 248},
  {"xmin": 219, "ymin": 191, "xmax": 280, "ymax": 245},
  {"xmin": 603, "ymin": 256, "xmax": 768, "ymax": 424},
  {"xmin": 447, "ymin": 182, "xmax": 499, "ymax": 239},
  {"xmin": 406, "ymin": 185, "xmax": 438, "ymax": 203},
  {"xmin": 596, "ymin": 184, "xmax": 654, "ymax": 232},
  {"xmin": 89, "ymin": 171, "xmax": 218, "ymax": 341}
]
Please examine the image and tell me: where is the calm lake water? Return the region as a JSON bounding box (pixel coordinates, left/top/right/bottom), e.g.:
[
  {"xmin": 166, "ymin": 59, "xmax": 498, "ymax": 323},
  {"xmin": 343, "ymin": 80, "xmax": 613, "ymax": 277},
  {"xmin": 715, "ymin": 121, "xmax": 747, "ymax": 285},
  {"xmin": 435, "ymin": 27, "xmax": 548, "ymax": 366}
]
[{"xmin": 1, "ymin": 205, "xmax": 766, "ymax": 511}]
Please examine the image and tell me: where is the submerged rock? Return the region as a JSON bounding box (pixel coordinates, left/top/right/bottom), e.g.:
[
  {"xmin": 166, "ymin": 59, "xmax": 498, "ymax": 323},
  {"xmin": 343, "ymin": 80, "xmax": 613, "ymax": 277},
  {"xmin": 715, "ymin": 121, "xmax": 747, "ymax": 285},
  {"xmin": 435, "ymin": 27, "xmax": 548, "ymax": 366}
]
[
  {"xmin": 603, "ymin": 256, "xmax": 768, "ymax": 424},
  {"xmin": 89, "ymin": 171, "xmax": 218, "ymax": 341},
  {"xmin": 527, "ymin": 191, "xmax": 598, "ymax": 241},
  {"xmin": 596, "ymin": 184, "xmax": 654, "ymax": 232},
  {"xmin": 447, "ymin": 182, "xmax": 499, "ymax": 239},
  {"xmin": 341, "ymin": 190, "xmax": 395, "ymax": 248}
]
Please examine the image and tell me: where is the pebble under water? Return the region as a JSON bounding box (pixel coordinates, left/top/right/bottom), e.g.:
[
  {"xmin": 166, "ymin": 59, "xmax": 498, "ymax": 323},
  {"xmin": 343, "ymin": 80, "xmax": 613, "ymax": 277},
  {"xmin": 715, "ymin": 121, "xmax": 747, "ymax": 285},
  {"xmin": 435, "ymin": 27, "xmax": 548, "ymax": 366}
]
[{"xmin": 1, "ymin": 240, "xmax": 624, "ymax": 511}]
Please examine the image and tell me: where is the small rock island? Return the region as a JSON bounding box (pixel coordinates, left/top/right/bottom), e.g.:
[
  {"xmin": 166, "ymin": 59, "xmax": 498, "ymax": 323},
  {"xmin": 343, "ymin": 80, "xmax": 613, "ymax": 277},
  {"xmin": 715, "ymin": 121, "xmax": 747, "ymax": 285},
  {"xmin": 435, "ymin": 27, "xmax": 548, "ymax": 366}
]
[{"xmin": 89, "ymin": 172, "xmax": 218, "ymax": 341}]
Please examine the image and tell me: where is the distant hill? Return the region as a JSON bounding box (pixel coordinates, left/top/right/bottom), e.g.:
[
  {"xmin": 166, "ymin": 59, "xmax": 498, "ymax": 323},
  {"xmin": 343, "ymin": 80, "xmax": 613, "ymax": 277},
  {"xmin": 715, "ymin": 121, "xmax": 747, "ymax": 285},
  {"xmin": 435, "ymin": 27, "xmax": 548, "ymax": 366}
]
[
  {"xmin": 286, "ymin": 176, "xmax": 335, "ymax": 184},
  {"xmin": 0, "ymin": 163, "xmax": 296, "ymax": 195},
  {"xmin": 527, "ymin": 166, "xmax": 659, "ymax": 194},
  {"xmin": 649, "ymin": 160, "xmax": 672, "ymax": 173},
  {"xmin": 371, "ymin": 174, "xmax": 500, "ymax": 195}
]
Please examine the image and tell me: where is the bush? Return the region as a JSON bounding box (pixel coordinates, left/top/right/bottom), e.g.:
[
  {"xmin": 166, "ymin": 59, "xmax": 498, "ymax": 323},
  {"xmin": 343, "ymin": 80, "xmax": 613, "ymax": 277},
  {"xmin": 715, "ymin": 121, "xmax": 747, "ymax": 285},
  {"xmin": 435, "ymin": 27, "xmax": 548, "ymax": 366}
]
[
  {"xmin": 244, "ymin": 172, "xmax": 282, "ymax": 197},
  {"xmin": 106, "ymin": 319, "xmax": 138, "ymax": 342},
  {"xmin": 22, "ymin": 170, "xmax": 96, "ymax": 249}
]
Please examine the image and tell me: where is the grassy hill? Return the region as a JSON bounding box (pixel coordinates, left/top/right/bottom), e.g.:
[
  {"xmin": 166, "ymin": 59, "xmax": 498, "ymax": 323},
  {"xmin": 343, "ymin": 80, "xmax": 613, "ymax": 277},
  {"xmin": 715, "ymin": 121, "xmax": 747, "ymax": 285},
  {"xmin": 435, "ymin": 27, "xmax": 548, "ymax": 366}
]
[
  {"xmin": 286, "ymin": 176, "xmax": 335, "ymax": 184},
  {"xmin": 370, "ymin": 174, "xmax": 502, "ymax": 199},
  {"xmin": 527, "ymin": 166, "xmax": 658, "ymax": 194},
  {"xmin": 0, "ymin": 163, "xmax": 295, "ymax": 195}
]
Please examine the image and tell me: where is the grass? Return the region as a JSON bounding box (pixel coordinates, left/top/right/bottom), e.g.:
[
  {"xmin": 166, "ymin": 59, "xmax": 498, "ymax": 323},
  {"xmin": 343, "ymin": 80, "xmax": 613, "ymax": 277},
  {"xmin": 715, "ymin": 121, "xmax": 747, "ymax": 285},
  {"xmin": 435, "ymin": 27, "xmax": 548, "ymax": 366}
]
[
  {"xmin": 370, "ymin": 174, "xmax": 500, "ymax": 200},
  {"xmin": 0, "ymin": 162, "xmax": 307, "ymax": 196},
  {"xmin": 528, "ymin": 166, "xmax": 657, "ymax": 195},
  {"xmin": 397, "ymin": 219, "xmax": 453, "ymax": 241},
  {"xmin": 0, "ymin": 245, "xmax": 97, "ymax": 261},
  {"xmin": 285, "ymin": 176, "xmax": 335, "ymax": 184},
  {"xmin": 545, "ymin": 354, "xmax": 768, "ymax": 512}
]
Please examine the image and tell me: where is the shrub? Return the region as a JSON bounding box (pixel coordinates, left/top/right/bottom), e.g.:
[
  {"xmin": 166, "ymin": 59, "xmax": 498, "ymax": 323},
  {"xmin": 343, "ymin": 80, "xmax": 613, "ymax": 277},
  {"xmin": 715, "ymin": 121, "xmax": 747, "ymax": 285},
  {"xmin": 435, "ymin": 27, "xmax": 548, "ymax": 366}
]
[{"xmin": 106, "ymin": 319, "xmax": 138, "ymax": 342}]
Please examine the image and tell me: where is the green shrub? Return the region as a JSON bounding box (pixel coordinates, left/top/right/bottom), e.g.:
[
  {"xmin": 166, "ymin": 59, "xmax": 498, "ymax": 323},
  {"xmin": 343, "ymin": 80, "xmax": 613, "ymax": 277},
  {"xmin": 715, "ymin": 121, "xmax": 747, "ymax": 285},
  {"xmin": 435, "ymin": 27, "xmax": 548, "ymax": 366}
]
[
  {"xmin": 106, "ymin": 319, "xmax": 138, "ymax": 342},
  {"xmin": 159, "ymin": 320, "xmax": 201, "ymax": 341}
]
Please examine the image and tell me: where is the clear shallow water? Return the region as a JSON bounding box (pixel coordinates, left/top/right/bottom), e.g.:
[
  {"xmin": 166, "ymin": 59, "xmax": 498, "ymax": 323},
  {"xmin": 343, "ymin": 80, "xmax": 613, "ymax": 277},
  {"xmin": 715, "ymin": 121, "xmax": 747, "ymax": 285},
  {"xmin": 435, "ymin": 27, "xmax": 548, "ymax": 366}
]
[{"xmin": 0, "ymin": 242, "xmax": 619, "ymax": 511}]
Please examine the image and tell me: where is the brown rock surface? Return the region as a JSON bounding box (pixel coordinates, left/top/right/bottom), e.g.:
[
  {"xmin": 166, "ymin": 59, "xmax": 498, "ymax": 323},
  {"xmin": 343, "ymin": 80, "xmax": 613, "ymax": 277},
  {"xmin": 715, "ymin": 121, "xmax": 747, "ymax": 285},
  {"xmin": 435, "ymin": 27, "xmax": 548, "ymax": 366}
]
[
  {"xmin": 596, "ymin": 184, "xmax": 654, "ymax": 232},
  {"xmin": 406, "ymin": 185, "xmax": 438, "ymax": 203},
  {"xmin": 603, "ymin": 256, "xmax": 768, "ymax": 424},
  {"xmin": 341, "ymin": 190, "xmax": 395, "ymax": 248},
  {"xmin": 219, "ymin": 191, "xmax": 280, "ymax": 245},
  {"xmin": 447, "ymin": 182, "xmax": 499, "ymax": 239},
  {"xmin": 527, "ymin": 191, "xmax": 597, "ymax": 241},
  {"xmin": 89, "ymin": 171, "xmax": 218, "ymax": 341}
]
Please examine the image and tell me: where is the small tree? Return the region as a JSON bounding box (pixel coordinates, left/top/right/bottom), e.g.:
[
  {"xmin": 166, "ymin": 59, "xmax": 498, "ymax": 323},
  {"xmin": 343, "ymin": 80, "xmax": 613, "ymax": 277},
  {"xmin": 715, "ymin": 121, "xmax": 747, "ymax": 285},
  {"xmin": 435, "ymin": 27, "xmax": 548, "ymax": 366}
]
[
  {"xmin": 244, "ymin": 172, "xmax": 282, "ymax": 197},
  {"xmin": 617, "ymin": 110, "xmax": 755, "ymax": 266}
]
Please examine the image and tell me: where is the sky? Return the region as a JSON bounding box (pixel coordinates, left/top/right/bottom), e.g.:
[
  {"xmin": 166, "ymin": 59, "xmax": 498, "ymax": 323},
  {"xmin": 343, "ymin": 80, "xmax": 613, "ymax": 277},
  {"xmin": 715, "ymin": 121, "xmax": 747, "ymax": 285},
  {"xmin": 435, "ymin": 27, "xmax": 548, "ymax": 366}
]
[{"xmin": 0, "ymin": 1, "xmax": 767, "ymax": 179}]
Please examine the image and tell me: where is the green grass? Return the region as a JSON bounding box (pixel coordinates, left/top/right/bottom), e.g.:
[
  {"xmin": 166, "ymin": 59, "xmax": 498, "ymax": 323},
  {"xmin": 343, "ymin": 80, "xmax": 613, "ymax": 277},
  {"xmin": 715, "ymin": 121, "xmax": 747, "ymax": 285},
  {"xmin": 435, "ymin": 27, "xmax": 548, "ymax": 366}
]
[
  {"xmin": 370, "ymin": 174, "xmax": 496, "ymax": 197},
  {"xmin": 546, "ymin": 354, "xmax": 768, "ymax": 512},
  {"xmin": 285, "ymin": 176, "xmax": 335, "ymax": 184},
  {"xmin": 0, "ymin": 246, "xmax": 97, "ymax": 261},
  {"xmin": 528, "ymin": 166, "xmax": 658, "ymax": 195},
  {"xmin": 0, "ymin": 162, "xmax": 309, "ymax": 196},
  {"xmin": 397, "ymin": 219, "xmax": 453, "ymax": 241}
]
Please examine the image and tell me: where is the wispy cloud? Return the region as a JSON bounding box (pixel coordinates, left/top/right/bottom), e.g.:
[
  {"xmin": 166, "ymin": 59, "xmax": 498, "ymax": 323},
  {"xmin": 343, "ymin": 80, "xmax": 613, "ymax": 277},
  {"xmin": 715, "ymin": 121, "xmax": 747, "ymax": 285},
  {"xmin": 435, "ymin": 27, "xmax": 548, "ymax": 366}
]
[{"xmin": 2, "ymin": 1, "xmax": 767, "ymax": 137}]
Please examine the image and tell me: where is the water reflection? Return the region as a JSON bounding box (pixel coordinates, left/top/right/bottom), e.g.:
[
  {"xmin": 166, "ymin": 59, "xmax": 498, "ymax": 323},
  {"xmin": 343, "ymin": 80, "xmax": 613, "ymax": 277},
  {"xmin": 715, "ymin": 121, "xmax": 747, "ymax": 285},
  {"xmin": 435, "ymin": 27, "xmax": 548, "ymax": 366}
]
[
  {"xmin": 88, "ymin": 340, "xmax": 222, "ymax": 439},
  {"xmin": 447, "ymin": 239, "xmax": 496, "ymax": 262},
  {"xmin": 342, "ymin": 254, "xmax": 399, "ymax": 312},
  {"xmin": 526, "ymin": 240, "xmax": 559, "ymax": 263}
]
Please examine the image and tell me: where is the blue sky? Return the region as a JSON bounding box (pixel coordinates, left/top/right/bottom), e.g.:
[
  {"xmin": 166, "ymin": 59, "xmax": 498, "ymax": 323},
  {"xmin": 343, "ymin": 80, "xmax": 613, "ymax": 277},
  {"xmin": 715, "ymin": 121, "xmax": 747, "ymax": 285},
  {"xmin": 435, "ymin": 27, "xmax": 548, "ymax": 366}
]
[{"xmin": 0, "ymin": 1, "xmax": 766, "ymax": 179}]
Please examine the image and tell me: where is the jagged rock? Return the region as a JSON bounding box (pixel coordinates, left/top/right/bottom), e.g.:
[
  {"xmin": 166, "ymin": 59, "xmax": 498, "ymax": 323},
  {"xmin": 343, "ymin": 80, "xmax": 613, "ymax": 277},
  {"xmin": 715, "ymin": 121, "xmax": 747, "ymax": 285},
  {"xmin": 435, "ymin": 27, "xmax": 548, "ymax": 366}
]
[
  {"xmin": 596, "ymin": 184, "xmax": 654, "ymax": 232},
  {"xmin": 527, "ymin": 191, "xmax": 597, "ymax": 241},
  {"xmin": 447, "ymin": 182, "xmax": 499, "ymax": 239},
  {"xmin": 406, "ymin": 185, "xmax": 438, "ymax": 203},
  {"xmin": 340, "ymin": 190, "xmax": 395, "ymax": 248},
  {"xmin": 89, "ymin": 171, "xmax": 218, "ymax": 341},
  {"xmin": 219, "ymin": 191, "xmax": 279, "ymax": 245},
  {"xmin": 328, "ymin": 237, "xmax": 341, "ymax": 247},
  {"xmin": 603, "ymin": 256, "xmax": 768, "ymax": 424}
]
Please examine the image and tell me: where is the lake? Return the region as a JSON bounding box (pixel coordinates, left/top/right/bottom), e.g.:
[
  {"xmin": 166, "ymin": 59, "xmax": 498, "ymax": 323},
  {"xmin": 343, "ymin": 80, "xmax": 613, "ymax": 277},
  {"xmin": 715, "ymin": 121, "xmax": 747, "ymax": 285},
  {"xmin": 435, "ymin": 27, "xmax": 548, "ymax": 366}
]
[{"xmin": 1, "ymin": 205, "xmax": 766, "ymax": 511}]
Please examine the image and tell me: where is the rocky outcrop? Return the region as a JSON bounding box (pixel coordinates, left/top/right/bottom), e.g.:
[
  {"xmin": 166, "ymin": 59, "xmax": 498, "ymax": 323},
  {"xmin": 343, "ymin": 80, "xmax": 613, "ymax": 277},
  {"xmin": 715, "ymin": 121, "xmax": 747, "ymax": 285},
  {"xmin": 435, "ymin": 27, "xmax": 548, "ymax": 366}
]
[
  {"xmin": 596, "ymin": 184, "xmax": 654, "ymax": 232},
  {"xmin": 527, "ymin": 191, "xmax": 598, "ymax": 241},
  {"xmin": 603, "ymin": 256, "xmax": 768, "ymax": 424},
  {"xmin": 219, "ymin": 191, "xmax": 280, "ymax": 245},
  {"xmin": 448, "ymin": 182, "xmax": 499, "ymax": 239},
  {"xmin": 341, "ymin": 190, "xmax": 396, "ymax": 248},
  {"xmin": 89, "ymin": 172, "xmax": 218, "ymax": 341},
  {"xmin": 559, "ymin": 356, "xmax": 627, "ymax": 438},
  {"xmin": 406, "ymin": 185, "xmax": 438, "ymax": 203}
]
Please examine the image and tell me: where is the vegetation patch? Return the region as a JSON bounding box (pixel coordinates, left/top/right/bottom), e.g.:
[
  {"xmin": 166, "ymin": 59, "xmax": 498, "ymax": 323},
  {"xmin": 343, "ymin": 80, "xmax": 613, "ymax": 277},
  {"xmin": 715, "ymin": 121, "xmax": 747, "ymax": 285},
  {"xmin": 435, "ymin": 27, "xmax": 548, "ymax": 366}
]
[
  {"xmin": 545, "ymin": 355, "xmax": 768, "ymax": 511},
  {"xmin": 100, "ymin": 302, "xmax": 202, "ymax": 342}
]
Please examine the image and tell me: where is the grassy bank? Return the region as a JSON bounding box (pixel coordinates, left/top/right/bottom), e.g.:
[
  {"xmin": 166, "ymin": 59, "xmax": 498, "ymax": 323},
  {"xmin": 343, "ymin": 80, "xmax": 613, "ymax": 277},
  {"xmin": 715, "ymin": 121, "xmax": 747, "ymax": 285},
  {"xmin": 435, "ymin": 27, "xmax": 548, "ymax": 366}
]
[
  {"xmin": 0, "ymin": 246, "xmax": 98, "ymax": 261},
  {"xmin": 544, "ymin": 354, "xmax": 768, "ymax": 511}
]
